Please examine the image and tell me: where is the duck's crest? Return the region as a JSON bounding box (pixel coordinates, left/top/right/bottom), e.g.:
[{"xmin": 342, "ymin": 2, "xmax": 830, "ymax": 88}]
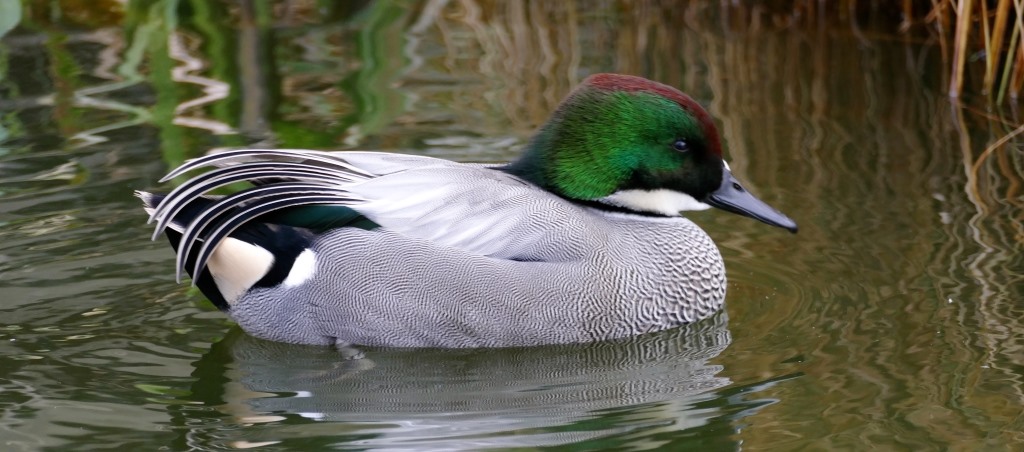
[{"xmin": 586, "ymin": 73, "xmax": 722, "ymax": 157}]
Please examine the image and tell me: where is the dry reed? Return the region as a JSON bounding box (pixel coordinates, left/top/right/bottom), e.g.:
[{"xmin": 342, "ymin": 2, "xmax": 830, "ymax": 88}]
[
  {"xmin": 701, "ymin": 0, "xmax": 1024, "ymax": 104},
  {"xmin": 935, "ymin": 0, "xmax": 1024, "ymax": 103}
]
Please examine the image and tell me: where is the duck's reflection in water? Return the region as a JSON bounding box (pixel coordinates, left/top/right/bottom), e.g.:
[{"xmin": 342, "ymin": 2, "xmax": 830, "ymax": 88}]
[{"xmin": 179, "ymin": 313, "xmax": 787, "ymax": 449}]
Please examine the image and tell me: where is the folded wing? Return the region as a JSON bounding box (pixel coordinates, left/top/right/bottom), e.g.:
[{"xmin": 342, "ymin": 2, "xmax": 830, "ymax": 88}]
[{"xmin": 147, "ymin": 149, "xmax": 600, "ymax": 285}]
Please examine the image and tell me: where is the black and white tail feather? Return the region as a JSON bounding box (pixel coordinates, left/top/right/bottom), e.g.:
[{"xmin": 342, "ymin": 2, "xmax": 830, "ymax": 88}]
[{"xmin": 139, "ymin": 149, "xmax": 374, "ymax": 299}]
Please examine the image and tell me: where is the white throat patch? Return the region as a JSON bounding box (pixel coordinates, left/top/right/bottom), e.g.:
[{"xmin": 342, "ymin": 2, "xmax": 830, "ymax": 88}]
[{"xmin": 600, "ymin": 189, "xmax": 711, "ymax": 216}]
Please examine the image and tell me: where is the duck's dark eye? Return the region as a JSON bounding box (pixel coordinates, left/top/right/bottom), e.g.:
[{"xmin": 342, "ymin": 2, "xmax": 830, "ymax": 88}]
[{"xmin": 672, "ymin": 140, "xmax": 689, "ymax": 153}]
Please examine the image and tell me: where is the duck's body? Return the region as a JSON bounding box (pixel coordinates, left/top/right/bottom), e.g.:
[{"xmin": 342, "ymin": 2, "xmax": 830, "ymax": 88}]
[{"xmin": 141, "ymin": 74, "xmax": 795, "ymax": 348}]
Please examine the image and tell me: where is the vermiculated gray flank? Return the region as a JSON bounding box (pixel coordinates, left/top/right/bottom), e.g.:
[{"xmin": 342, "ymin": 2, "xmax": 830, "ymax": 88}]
[{"xmin": 231, "ymin": 210, "xmax": 726, "ymax": 347}]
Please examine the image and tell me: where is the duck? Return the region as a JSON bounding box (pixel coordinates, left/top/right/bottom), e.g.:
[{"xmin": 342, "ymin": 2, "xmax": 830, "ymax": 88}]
[{"xmin": 139, "ymin": 73, "xmax": 797, "ymax": 348}]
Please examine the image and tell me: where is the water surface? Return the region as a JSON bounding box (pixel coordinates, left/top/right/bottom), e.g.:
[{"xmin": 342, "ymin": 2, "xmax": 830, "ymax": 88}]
[{"xmin": 1, "ymin": 1, "xmax": 1022, "ymax": 450}]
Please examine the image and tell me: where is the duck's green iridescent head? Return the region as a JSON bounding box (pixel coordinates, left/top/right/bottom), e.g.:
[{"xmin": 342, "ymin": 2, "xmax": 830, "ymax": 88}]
[{"xmin": 505, "ymin": 73, "xmax": 797, "ymax": 233}]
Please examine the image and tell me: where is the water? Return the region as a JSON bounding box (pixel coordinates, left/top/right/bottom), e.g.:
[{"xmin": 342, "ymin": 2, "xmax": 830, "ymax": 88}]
[{"xmin": 1, "ymin": 1, "xmax": 1022, "ymax": 450}]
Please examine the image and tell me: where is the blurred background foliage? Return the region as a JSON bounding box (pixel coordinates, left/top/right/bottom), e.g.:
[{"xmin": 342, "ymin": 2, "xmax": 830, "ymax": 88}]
[{"xmin": 4, "ymin": 0, "xmax": 1024, "ymax": 154}]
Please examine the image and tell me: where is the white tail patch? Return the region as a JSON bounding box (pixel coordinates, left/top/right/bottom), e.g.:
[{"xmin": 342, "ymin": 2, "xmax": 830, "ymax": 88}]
[
  {"xmin": 208, "ymin": 238, "xmax": 274, "ymax": 305},
  {"xmin": 600, "ymin": 189, "xmax": 711, "ymax": 216},
  {"xmin": 283, "ymin": 249, "xmax": 316, "ymax": 287}
]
